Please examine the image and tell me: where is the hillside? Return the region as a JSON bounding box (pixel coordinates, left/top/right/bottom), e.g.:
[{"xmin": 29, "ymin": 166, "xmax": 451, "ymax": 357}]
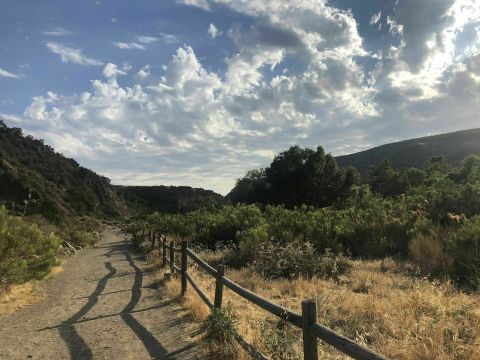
[
  {"xmin": 0, "ymin": 120, "xmax": 223, "ymax": 220},
  {"xmin": 115, "ymin": 185, "xmax": 224, "ymax": 214},
  {"xmin": 336, "ymin": 128, "xmax": 480, "ymax": 172}
]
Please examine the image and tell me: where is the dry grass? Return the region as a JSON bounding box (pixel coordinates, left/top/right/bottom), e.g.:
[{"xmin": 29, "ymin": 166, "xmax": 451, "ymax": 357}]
[
  {"xmin": 0, "ymin": 282, "xmax": 44, "ymax": 316},
  {"xmin": 0, "ymin": 265, "xmax": 63, "ymax": 316},
  {"xmin": 154, "ymin": 249, "xmax": 480, "ymax": 360}
]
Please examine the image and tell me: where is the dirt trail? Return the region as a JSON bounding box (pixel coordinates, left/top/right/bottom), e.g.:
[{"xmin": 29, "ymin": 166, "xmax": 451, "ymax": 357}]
[{"xmin": 0, "ymin": 228, "xmax": 204, "ymax": 359}]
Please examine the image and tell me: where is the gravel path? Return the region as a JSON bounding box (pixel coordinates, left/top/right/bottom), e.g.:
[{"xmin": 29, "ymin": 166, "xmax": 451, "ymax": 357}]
[{"xmin": 0, "ymin": 228, "xmax": 204, "ymax": 359}]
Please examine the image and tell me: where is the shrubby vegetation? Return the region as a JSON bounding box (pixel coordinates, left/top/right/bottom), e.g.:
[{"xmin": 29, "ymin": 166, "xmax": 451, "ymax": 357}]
[
  {"xmin": 137, "ymin": 151, "xmax": 480, "ymax": 290},
  {"xmin": 0, "ymin": 207, "xmax": 61, "ymax": 289}
]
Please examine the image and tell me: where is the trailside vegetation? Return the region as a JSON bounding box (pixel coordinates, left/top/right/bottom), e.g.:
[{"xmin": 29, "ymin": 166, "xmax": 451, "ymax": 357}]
[{"xmin": 139, "ymin": 152, "xmax": 480, "ymax": 290}]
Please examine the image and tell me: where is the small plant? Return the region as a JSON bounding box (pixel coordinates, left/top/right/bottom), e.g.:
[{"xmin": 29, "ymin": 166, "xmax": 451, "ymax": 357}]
[
  {"xmin": 203, "ymin": 305, "xmax": 238, "ymax": 358},
  {"xmin": 260, "ymin": 318, "xmax": 300, "ymax": 360}
]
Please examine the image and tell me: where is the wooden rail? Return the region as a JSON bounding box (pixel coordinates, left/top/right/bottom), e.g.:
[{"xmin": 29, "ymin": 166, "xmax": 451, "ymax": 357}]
[{"xmin": 153, "ymin": 235, "xmax": 387, "ymax": 360}]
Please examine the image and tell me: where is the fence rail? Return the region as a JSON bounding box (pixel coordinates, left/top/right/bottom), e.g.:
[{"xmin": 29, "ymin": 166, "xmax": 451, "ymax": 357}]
[{"xmin": 147, "ymin": 232, "xmax": 387, "ymax": 360}]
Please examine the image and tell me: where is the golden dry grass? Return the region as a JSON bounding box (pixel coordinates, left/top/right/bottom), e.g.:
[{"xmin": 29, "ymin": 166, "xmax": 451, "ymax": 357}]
[
  {"xmin": 155, "ymin": 249, "xmax": 480, "ymax": 360},
  {"xmin": 0, "ymin": 265, "xmax": 63, "ymax": 316},
  {"xmin": 0, "ymin": 282, "xmax": 45, "ymax": 316}
]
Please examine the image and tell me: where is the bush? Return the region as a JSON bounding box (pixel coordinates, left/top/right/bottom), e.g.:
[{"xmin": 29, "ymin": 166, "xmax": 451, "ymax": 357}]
[
  {"xmin": 260, "ymin": 319, "xmax": 300, "ymax": 360},
  {"xmin": 0, "ymin": 207, "xmax": 61, "ymax": 286},
  {"xmin": 448, "ymin": 216, "xmax": 480, "ymax": 289},
  {"xmin": 254, "ymin": 241, "xmax": 350, "ymax": 280},
  {"xmin": 203, "ymin": 305, "xmax": 238, "ymax": 358},
  {"xmin": 409, "ymin": 233, "xmax": 453, "ymax": 276}
]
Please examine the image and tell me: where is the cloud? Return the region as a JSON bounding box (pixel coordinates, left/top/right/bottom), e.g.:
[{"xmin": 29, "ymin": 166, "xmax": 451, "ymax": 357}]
[
  {"xmin": 7, "ymin": 0, "xmax": 480, "ymax": 195},
  {"xmin": 137, "ymin": 35, "xmax": 158, "ymax": 44},
  {"xmin": 46, "ymin": 42, "xmax": 103, "ymax": 66},
  {"xmin": 0, "ymin": 68, "xmax": 23, "ymax": 79},
  {"xmin": 113, "ymin": 41, "xmax": 145, "ymax": 50},
  {"xmin": 103, "ymin": 63, "xmax": 127, "ymax": 79},
  {"xmin": 208, "ymin": 23, "xmax": 221, "ymax": 39},
  {"xmin": 137, "ymin": 65, "xmax": 151, "ymax": 78},
  {"xmin": 177, "ymin": 0, "xmax": 210, "ymax": 11},
  {"xmin": 160, "ymin": 33, "xmax": 181, "ymax": 44},
  {"xmin": 369, "ymin": 11, "xmax": 381, "ymax": 26},
  {"xmin": 43, "ymin": 27, "xmax": 72, "ymax": 36}
]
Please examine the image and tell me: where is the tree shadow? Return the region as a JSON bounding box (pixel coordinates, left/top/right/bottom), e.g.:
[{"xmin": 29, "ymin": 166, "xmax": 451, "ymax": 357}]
[
  {"xmin": 58, "ymin": 261, "xmax": 117, "ymax": 360},
  {"xmin": 120, "ymin": 247, "xmax": 171, "ymax": 359}
]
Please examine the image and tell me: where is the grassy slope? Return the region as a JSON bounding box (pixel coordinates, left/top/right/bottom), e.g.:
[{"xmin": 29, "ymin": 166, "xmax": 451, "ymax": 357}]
[
  {"xmin": 336, "ymin": 128, "xmax": 480, "ymax": 172},
  {"xmin": 159, "ymin": 250, "xmax": 480, "ymax": 360}
]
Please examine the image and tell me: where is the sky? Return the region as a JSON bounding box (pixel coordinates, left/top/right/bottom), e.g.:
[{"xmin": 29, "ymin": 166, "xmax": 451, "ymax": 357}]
[{"xmin": 1, "ymin": 0, "xmax": 480, "ymax": 195}]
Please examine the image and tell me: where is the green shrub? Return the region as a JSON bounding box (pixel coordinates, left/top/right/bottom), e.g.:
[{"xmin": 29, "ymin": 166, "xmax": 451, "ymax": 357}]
[
  {"xmin": 260, "ymin": 319, "xmax": 300, "ymax": 360},
  {"xmin": 0, "ymin": 207, "xmax": 61, "ymax": 286},
  {"xmin": 448, "ymin": 216, "xmax": 480, "ymax": 289},
  {"xmin": 253, "ymin": 241, "xmax": 350, "ymax": 280},
  {"xmin": 203, "ymin": 305, "xmax": 238, "ymax": 358}
]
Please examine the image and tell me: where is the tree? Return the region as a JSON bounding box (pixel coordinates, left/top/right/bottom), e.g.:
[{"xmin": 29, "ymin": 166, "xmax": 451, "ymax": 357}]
[
  {"xmin": 367, "ymin": 159, "xmax": 404, "ymax": 196},
  {"xmin": 265, "ymin": 146, "xmax": 355, "ymax": 208},
  {"xmin": 227, "ymin": 169, "xmax": 269, "ymax": 204}
]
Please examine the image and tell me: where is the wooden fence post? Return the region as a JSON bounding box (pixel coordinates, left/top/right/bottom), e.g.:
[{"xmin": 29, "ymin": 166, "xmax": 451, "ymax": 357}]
[
  {"xmin": 214, "ymin": 265, "xmax": 225, "ymax": 310},
  {"xmin": 302, "ymin": 299, "xmax": 318, "ymax": 360},
  {"xmin": 162, "ymin": 238, "xmax": 167, "ymax": 268},
  {"xmin": 181, "ymin": 240, "xmax": 188, "ymax": 296},
  {"xmin": 169, "ymin": 241, "xmax": 175, "ymax": 273}
]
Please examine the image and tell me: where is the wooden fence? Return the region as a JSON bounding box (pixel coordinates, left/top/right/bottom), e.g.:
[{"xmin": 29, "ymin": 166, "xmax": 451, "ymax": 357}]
[{"xmin": 145, "ymin": 231, "xmax": 387, "ymax": 360}]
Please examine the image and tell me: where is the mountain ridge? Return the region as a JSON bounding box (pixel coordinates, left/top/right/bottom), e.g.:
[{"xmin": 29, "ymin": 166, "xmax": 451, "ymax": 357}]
[{"xmin": 335, "ymin": 128, "xmax": 480, "ymax": 172}]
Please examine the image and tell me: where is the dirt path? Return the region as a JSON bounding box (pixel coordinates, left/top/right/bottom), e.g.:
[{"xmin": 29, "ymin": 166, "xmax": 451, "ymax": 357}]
[{"xmin": 0, "ymin": 228, "xmax": 204, "ymax": 359}]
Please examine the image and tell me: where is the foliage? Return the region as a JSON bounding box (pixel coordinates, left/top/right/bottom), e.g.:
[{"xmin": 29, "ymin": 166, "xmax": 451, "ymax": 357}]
[
  {"xmin": 203, "ymin": 305, "xmax": 238, "ymax": 358},
  {"xmin": 260, "ymin": 319, "xmax": 300, "ymax": 360},
  {"xmin": 254, "ymin": 242, "xmax": 350, "ymax": 280},
  {"xmin": 0, "ymin": 207, "xmax": 61, "ymax": 286},
  {"xmin": 227, "ymin": 145, "xmax": 356, "ymax": 208}
]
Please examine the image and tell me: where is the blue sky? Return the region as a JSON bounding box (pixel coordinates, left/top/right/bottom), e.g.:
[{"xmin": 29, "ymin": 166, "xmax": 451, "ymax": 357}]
[{"xmin": 1, "ymin": 0, "xmax": 480, "ymax": 194}]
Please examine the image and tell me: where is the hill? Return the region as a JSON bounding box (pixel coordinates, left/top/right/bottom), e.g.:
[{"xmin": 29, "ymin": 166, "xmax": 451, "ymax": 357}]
[
  {"xmin": 336, "ymin": 128, "xmax": 480, "ymax": 172},
  {"xmin": 0, "ymin": 120, "xmax": 223, "ymax": 220},
  {"xmin": 115, "ymin": 185, "xmax": 224, "ymax": 214}
]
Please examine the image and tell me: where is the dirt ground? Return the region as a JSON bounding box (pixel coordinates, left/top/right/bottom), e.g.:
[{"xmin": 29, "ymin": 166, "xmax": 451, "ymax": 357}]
[{"xmin": 0, "ymin": 228, "xmax": 205, "ymax": 359}]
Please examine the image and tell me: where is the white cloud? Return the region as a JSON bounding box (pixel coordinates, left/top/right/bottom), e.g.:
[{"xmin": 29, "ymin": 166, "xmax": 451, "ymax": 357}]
[
  {"xmin": 160, "ymin": 33, "xmax": 181, "ymax": 44},
  {"xmin": 0, "ymin": 68, "xmax": 23, "ymax": 79},
  {"xmin": 103, "ymin": 63, "xmax": 127, "ymax": 79},
  {"xmin": 7, "ymin": 0, "xmax": 480, "ymax": 195},
  {"xmin": 43, "ymin": 27, "xmax": 73, "ymax": 36},
  {"xmin": 369, "ymin": 11, "xmax": 381, "ymax": 26},
  {"xmin": 137, "ymin": 35, "xmax": 158, "ymax": 44},
  {"xmin": 113, "ymin": 41, "xmax": 145, "ymax": 50},
  {"xmin": 208, "ymin": 23, "xmax": 221, "ymax": 39},
  {"xmin": 46, "ymin": 42, "xmax": 103, "ymax": 66},
  {"xmin": 137, "ymin": 65, "xmax": 151, "ymax": 78},
  {"xmin": 177, "ymin": 0, "xmax": 210, "ymax": 11}
]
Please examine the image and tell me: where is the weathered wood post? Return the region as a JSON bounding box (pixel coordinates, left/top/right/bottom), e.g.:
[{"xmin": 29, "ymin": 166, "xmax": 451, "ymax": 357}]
[
  {"xmin": 169, "ymin": 241, "xmax": 175, "ymax": 273},
  {"xmin": 181, "ymin": 240, "xmax": 188, "ymax": 296},
  {"xmin": 214, "ymin": 265, "xmax": 225, "ymax": 310},
  {"xmin": 162, "ymin": 238, "xmax": 167, "ymax": 268},
  {"xmin": 302, "ymin": 299, "xmax": 319, "ymax": 360}
]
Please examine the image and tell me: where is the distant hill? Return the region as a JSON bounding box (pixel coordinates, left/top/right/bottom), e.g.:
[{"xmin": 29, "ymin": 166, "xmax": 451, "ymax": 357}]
[
  {"xmin": 0, "ymin": 120, "xmax": 223, "ymax": 220},
  {"xmin": 115, "ymin": 185, "xmax": 224, "ymax": 214},
  {"xmin": 336, "ymin": 128, "xmax": 480, "ymax": 172}
]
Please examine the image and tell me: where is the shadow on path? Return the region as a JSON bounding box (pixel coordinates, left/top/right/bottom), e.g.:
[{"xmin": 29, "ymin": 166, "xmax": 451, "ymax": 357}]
[
  {"xmin": 121, "ymin": 244, "xmax": 171, "ymax": 359},
  {"xmin": 58, "ymin": 262, "xmax": 117, "ymax": 360}
]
